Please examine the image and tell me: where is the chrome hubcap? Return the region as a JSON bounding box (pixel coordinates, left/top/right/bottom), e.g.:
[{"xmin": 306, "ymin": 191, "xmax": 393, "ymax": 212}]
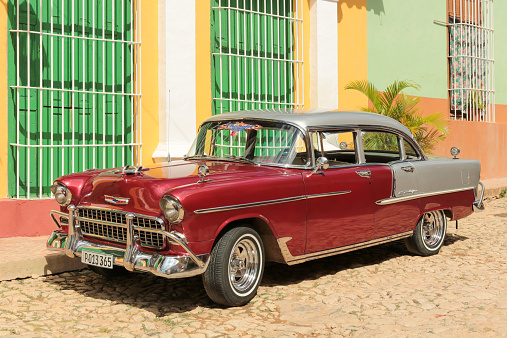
[
  {"xmin": 421, "ymin": 211, "xmax": 445, "ymax": 249},
  {"xmin": 229, "ymin": 236, "xmax": 259, "ymax": 293}
]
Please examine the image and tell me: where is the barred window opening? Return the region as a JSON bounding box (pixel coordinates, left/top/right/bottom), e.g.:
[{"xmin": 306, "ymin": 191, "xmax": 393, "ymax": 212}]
[
  {"xmin": 448, "ymin": 0, "xmax": 495, "ymax": 122},
  {"xmin": 7, "ymin": 0, "xmax": 142, "ymax": 198},
  {"xmin": 211, "ymin": 0, "xmax": 305, "ymax": 115}
]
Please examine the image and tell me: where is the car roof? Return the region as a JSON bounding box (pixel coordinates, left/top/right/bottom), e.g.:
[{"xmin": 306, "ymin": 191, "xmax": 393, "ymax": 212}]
[{"xmin": 204, "ymin": 109, "xmax": 414, "ymax": 139}]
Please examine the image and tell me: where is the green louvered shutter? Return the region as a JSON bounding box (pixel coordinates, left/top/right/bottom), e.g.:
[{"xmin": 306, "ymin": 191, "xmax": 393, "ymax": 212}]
[{"xmin": 7, "ymin": 0, "xmax": 141, "ymax": 198}]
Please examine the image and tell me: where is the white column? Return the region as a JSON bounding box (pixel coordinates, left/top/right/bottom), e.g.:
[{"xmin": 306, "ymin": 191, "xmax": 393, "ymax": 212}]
[
  {"xmin": 310, "ymin": 0, "xmax": 339, "ymax": 110},
  {"xmin": 153, "ymin": 0, "xmax": 197, "ymax": 162}
]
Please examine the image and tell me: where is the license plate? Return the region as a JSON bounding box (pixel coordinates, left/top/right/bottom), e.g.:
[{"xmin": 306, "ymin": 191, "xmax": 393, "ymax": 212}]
[{"xmin": 81, "ymin": 250, "xmax": 114, "ymax": 269}]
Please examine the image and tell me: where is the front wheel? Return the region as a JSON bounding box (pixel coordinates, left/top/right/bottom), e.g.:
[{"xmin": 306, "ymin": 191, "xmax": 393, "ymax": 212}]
[
  {"xmin": 202, "ymin": 227, "xmax": 265, "ymax": 307},
  {"xmin": 405, "ymin": 210, "xmax": 447, "ymax": 256}
]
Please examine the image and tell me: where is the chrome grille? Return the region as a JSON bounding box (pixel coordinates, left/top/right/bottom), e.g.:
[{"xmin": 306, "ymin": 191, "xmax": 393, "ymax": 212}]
[{"xmin": 78, "ymin": 208, "xmax": 165, "ymax": 249}]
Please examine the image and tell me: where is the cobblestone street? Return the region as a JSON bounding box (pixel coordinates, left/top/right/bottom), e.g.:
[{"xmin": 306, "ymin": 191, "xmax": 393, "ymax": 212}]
[{"xmin": 1, "ymin": 197, "xmax": 506, "ymax": 337}]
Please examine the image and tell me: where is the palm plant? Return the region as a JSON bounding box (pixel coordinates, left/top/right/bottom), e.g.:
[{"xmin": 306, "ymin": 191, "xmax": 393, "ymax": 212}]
[{"xmin": 345, "ymin": 80, "xmax": 448, "ymax": 154}]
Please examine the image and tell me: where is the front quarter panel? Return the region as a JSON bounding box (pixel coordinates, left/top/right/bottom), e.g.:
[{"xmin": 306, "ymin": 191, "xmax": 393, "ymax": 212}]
[
  {"xmin": 169, "ymin": 172, "xmax": 307, "ymax": 257},
  {"xmin": 55, "ymin": 168, "xmax": 113, "ymax": 211}
]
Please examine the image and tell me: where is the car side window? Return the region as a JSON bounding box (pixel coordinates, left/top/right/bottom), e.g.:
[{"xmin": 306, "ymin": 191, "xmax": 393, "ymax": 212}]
[
  {"xmin": 311, "ymin": 131, "xmax": 358, "ymax": 166},
  {"xmin": 362, "ymin": 131, "xmax": 401, "ymax": 163},
  {"xmin": 403, "ymin": 139, "xmax": 420, "ymax": 159}
]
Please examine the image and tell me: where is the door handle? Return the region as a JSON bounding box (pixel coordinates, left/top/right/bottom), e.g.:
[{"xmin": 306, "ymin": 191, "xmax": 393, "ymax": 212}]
[
  {"xmin": 401, "ymin": 166, "xmax": 415, "ymax": 173},
  {"xmin": 356, "ymin": 170, "xmax": 371, "ymax": 178}
]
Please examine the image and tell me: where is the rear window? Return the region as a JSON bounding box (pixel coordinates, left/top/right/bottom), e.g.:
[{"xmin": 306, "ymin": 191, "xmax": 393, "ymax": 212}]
[{"xmin": 362, "ymin": 131, "xmax": 401, "ymax": 163}]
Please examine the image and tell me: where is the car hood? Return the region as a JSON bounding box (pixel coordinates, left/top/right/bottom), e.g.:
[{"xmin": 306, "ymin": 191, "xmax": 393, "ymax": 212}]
[{"xmin": 77, "ymin": 160, "xmax": 293, "ymax": 215}]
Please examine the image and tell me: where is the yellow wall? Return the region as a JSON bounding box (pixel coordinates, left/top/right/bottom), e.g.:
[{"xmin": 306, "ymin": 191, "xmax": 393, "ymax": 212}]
[
  {"xmin": 337, "ymin": 0, "xmax": 368, "ymax": 110},
  {"xmin": 195, "ymin": 1, "xmax": 212, "ymax": 129},
  {"xmin": 140, "ymin": 1, "xmax": 159, "ymax": 165},
  {"xmin": 303, "ymin": 0, "xmax": 311, "ymax": 110},
  {"xmin": 0, "ymin": 0, "xmax": 8, "ymax": 198}
]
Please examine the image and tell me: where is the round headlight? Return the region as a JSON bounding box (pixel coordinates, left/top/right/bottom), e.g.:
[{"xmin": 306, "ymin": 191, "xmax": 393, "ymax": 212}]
[
  {"xmin": 159, "ymin": 196, "xmax": 184, "ymax": 224},
  {"xmin": 50, "ymin": 182, "xmax": 72, "ymax": 206}
]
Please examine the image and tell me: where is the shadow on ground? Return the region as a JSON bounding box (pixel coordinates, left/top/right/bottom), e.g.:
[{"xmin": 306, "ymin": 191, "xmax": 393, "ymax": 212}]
[
  {"xmin": 43, "ymin": 234, "xmax": 469, "ymax": 317},
  {"xmin": 444, "ymin": 233, "xmax": 469, "ymax": 246}
]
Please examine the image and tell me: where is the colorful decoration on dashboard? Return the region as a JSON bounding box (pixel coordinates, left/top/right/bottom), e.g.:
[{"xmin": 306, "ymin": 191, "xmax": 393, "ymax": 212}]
[{"xmin": 218, "ymin": 122, "xmax": 262, "ymax": 132}]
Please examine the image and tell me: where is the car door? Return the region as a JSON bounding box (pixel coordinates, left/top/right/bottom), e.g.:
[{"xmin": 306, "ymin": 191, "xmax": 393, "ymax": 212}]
[
  {"xmin": 369, "ymin": 133, "xmax": 422, "ymax": 239},
  {"xmin": 303, "ymin": 130, "xmax": 375, "ymax": 254}
]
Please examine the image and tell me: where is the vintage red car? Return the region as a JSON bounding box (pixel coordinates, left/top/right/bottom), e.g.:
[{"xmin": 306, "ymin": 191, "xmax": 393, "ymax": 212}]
[{"xmin": 47, "ymin": 110, "xmax": 484, "ymax": 306}]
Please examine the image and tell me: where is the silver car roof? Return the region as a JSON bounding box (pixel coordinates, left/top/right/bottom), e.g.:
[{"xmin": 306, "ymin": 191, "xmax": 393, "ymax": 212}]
[{"xmin": 204, "ymin": 109, "xmax": 414, "ymax": 139}]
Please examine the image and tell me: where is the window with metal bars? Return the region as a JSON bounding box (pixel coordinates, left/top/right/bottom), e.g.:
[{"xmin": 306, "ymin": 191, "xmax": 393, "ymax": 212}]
[
  {"xmin": 210, "ymin": 0, "xmax": 305, "ymax": 156},
  {"xmin": 211, "ymin": 0, "xmax": 304, "ymax": 114},
  {"xmin": 7, "ymin": 0, "xmax": 142, "ymax": 198},
  {"xmin": 448, "ymin": 0, "xmax": 494, "ymax": 122}
]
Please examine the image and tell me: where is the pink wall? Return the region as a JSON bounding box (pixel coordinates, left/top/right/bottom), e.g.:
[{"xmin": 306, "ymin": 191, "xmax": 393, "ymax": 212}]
[
  {"xmin": 418, "ymin": 97, "xmax": 507, "ymax": 180},
  {"xmin": 0, "ymin": 199, "xmax": 59, "ymax": 238}
]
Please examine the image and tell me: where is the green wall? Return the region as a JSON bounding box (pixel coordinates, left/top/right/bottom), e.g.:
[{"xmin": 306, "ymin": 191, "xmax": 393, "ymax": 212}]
[
  {"xmin": 367, "ymin": 0, "xmax": 447, "ymax": 98},
  {"xmin": 495, "ymin": 1, "xmax": 507, "ymax": 105}
]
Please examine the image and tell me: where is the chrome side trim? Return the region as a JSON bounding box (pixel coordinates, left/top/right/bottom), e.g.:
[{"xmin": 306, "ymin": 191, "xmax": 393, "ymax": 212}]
[
  {"xmin": 194, "ymin": 191, "xmax": 351, "ymax": 214},
  {"xmin": 306, "ymin": 191, "xmax": 351, "ymax": 199},
  {"xmin": 194, "ymin": 196, "xmax": 306, "ymax": 214},
  {"xmin": 278, "ymin": 231, "xmax": 414, "ymax": 265},
  {"xmin": 375, "ymin": 187, "xmax": 474, "ymax": 206}
]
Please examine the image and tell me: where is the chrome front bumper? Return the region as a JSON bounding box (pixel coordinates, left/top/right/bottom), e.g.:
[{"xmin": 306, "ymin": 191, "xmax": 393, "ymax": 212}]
[
  {"xmin": 473, "ymin": 181, "xmax": 485, "ymax": 212},
  {"xmin": 47, "ymin": 205, "xmax": 209, "ymax": 279}
]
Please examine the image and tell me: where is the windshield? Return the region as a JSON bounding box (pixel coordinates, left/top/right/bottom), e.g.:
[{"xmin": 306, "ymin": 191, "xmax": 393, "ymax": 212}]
[{"xmin": 186, "ymin": 120, "xmax": 309, "ymax": 166}]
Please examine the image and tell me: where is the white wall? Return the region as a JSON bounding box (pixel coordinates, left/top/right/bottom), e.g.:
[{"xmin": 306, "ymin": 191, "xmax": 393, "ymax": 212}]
[
  {"xmin": 153, "ymin": 0, "xmax": 197, "ymax": 162},
  {"xmin": 310, "ymin": 0, "xmax": 339, "ymax": 109}
]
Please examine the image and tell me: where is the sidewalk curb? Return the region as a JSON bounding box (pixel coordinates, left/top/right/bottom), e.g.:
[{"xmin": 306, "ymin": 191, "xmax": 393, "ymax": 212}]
[{"xmin": 0, "ymin": 253, "xmax": 85, "ymax": 281}]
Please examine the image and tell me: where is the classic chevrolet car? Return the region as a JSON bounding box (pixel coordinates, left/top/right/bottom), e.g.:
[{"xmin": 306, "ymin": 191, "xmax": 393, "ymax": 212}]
[{"xmin": 47, "ymin": 110, "xmax": 484, "ymax": 306}]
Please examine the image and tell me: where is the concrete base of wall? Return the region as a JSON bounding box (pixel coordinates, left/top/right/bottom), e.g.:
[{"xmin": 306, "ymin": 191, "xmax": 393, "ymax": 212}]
[
  {"xmin": 0, "ymin": 236, "xmax": 85, "ymax": 281},
  {"xmin": 0, "ymin": 199, "xmax": 59, "ymax": 238}
]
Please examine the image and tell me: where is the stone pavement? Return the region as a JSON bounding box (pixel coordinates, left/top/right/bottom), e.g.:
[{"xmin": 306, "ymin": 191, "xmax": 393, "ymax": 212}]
[{"xmin": 0, "ymin": 196, "xmax": 506, "ymax": 336}]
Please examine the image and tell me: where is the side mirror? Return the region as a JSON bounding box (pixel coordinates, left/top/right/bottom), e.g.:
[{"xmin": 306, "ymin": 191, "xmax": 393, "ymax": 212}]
[{"xmin": 312, "ymin": 157, "xmax": 329, "ymax": 174}]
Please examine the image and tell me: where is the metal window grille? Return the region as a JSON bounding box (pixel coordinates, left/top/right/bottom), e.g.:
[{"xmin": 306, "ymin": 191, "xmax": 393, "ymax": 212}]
[
  {"xmin": 7, "ymin": 0, "xmax": 142, "ymax": 199},
  {"xmin": 211, "ymin": 0, "xmax": 305, "ymax": 155},
  {"xmin": 448, "ymin": 0, "xmax": 494, "ymax": 122}
]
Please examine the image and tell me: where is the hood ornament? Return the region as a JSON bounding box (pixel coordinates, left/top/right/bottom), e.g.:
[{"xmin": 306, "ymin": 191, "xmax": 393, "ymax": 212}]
[
  {"xmin": 121, "ymin": 165, "xmax": 146, "ymax": 175},
  {"xmin": 198, "ymin": 165, "xmax": 210, "ymax": 183},
  {"xmin": 105, "ymin": 195, "xmax": 130, "ymax": 205}
]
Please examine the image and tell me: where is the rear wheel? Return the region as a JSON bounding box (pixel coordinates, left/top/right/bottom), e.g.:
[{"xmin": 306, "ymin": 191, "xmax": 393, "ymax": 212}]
[
  {"xmin": 202, "ymin": 227, "xmax": 265, "ymax": 307},
  {"xmin": 88, "ymin": 264, "xmax": 129, "ymax": 278},
  {"xmin": 405, "ymin": 210, "xmax": 447, "ymax": 256}
]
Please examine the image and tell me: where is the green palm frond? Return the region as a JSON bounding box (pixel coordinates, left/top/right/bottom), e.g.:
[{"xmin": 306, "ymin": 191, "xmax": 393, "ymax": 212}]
[
  {"xmin": 344, "ymin": 80, "xmax": 382, "ymax": 114},
  {"xmin": 380, "ymin": 80, "xmax": 420, "ymax": 114},
  {"xmin": 345, "ymin": 80, "xmax": 448, "ymax": 154}
]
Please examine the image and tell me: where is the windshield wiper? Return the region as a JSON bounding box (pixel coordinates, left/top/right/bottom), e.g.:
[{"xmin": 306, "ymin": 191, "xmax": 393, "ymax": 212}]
[
  {"xmin": 184, "ymin": 154, "xmax": 257, "ymax": 165},
  {"xmin": 224, "ymin": 155, "xmax": 257, "ymax": 165},
  {"xmin": 183, "ymin": 154, "xmax": 217, "ymax": 161}
]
